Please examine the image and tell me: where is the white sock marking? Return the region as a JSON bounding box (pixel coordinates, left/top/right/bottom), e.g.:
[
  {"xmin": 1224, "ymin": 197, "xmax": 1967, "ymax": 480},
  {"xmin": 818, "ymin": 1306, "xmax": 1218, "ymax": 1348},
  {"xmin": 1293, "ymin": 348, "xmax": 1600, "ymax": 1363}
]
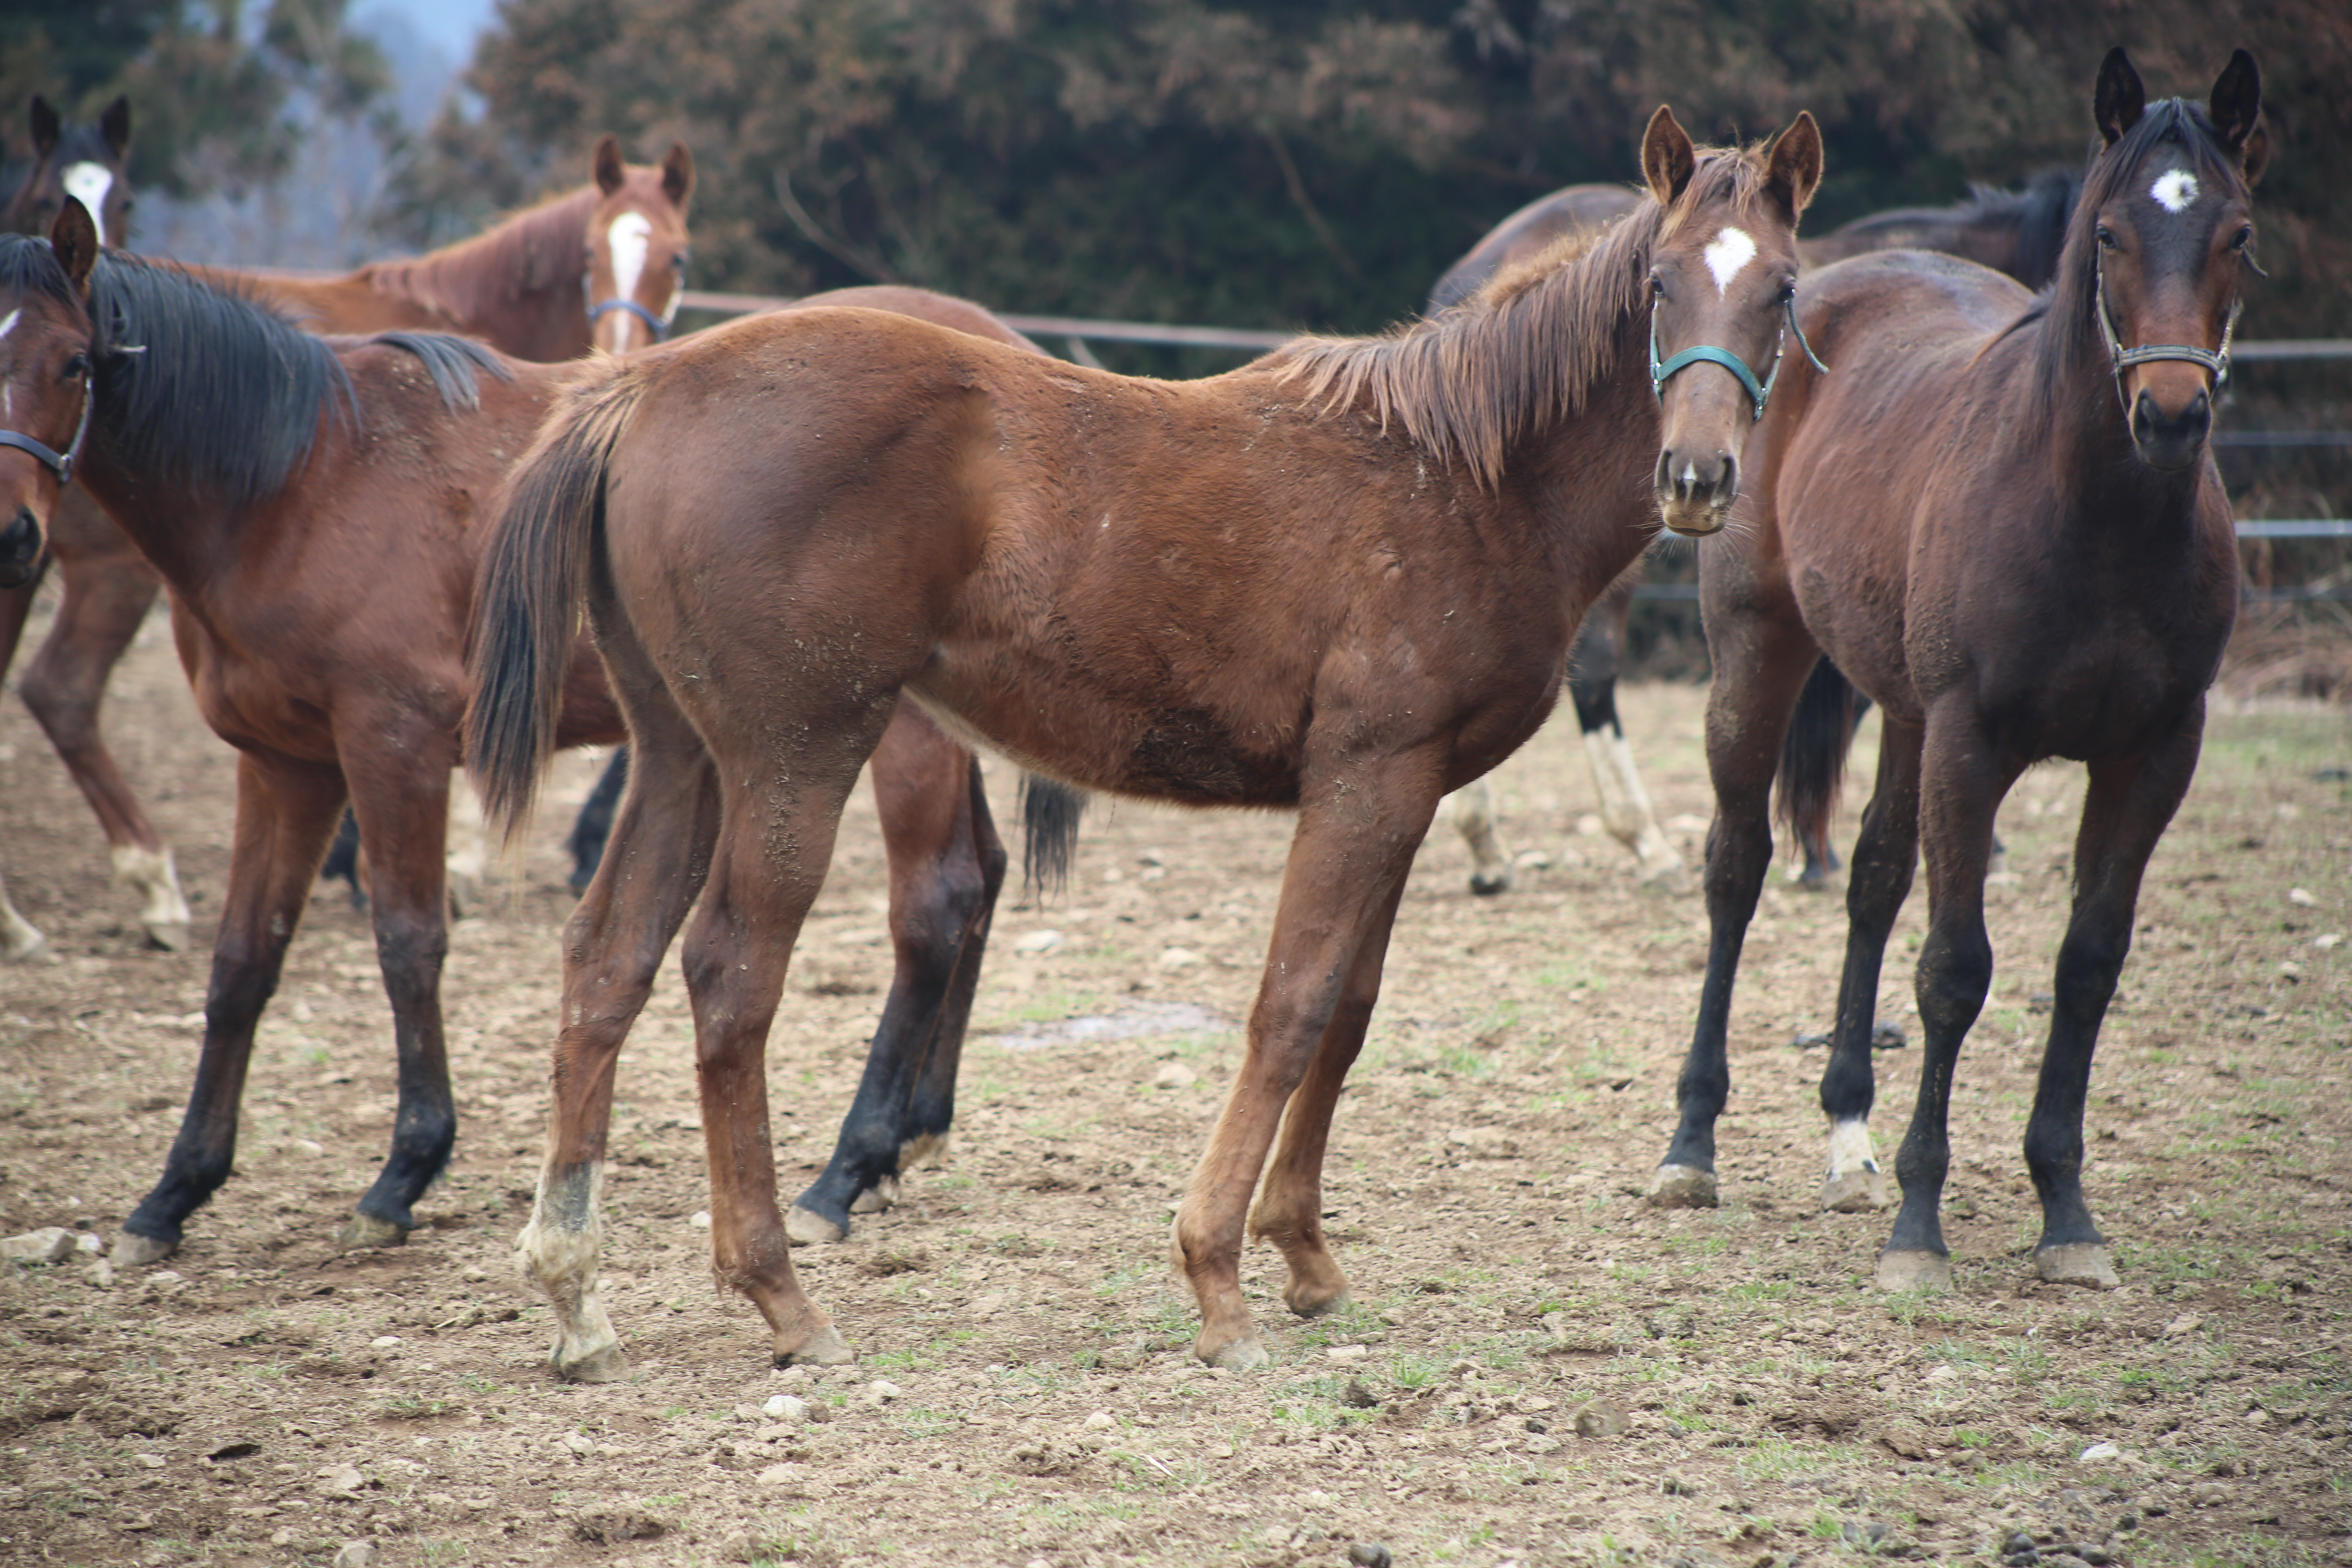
[
  {"xmin": 62, "ymin": 164, "xmax": 114, "ymax": 237},
  {"xmin": 2150, "ymin": 169, "xmax": 2200, "ymax": 214},
  {"xmin": 1826, "ymin": 1117, "xmax": 1880, "ymax": 1177},
  {"xmin": 1704, "ymin": 226, "xmax": 1756, "ymax": 296}
]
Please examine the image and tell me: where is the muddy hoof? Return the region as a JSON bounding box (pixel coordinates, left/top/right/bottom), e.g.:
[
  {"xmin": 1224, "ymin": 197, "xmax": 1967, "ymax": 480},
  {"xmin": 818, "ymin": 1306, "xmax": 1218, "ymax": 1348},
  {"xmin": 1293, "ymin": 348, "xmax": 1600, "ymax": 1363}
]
[
  {"xmin": 1468, "ymin": 869, "xmax": 1513, "ymax": 897},
  {"xmin": 335, "ymin": 1214, "xmax": 410, "ymax": 1252},
  {"xmin": 776, "ymin": 1324, "xmax": 853, "ymax": 1367},
  {"xmin": 1820, "ymin": 1169, "xmax": 1893, "ymax": 1213},
  {"xmin": 1198, "ymin": 1335, "xmax": 1269, "ymax": 1372},
  {"xmin": 784, "ymin": 1205, "xmax": 848, "ymax": 1246},
  {"xmin": 1285, "ymin": 1287, "xmax": 1351, "ymax": 1321},
  {"xmin": 552, "ymin": 1340, "xmax": 629, "ymax": 1383},
  {"xmin": 2036, "ymin": 1242, "xmax": 2119, "ymax": 1290},
  {"xmin": 111, "ymin": 1230, "xmax": 177, "ymax": 1267},
  {"xmin": 142, "ymin": 920, "xmax": 192, "ymax": 954},
  {"xmin": 849, "ymin": 1175, "xmax": 900, "ymax": 1216},
  {"xmin": 1874, "ymin": 1249, "xmax": 1952, "ymax": 1292},
  {"xmin": 1638, "ymin": 861, "xmax": 1691, "ymax": 895},
  {"xmin": 1645, "ymin": 1164, "xmax": 1718, "ymax": 1209}
]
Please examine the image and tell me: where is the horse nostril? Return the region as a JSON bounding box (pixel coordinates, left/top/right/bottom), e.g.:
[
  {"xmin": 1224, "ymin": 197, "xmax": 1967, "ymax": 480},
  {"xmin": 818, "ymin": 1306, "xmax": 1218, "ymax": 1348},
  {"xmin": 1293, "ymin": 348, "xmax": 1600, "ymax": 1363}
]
[{"xmin": 1717, "ymin": 452, "xmax": 1738, "ymax": 500}]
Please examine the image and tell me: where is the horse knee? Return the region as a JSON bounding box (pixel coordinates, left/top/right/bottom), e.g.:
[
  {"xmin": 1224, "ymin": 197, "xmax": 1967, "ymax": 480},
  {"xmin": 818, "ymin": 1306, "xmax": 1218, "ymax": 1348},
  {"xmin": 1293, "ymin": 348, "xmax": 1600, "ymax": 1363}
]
[
  {"xmin": 373, "ymin": 914, "xmax": 449, "ymax": 1005},
  {"xmin": 17, "ymin": 660, "xmax": 97, "ymax": 750},
  {"xmin": 2052, "ymin": 925, "xmax": 2128, "ymax": 1015},
  {"xmin": 1915, "ymin": 931, "xmax": 1992, "ymax": 1034}
]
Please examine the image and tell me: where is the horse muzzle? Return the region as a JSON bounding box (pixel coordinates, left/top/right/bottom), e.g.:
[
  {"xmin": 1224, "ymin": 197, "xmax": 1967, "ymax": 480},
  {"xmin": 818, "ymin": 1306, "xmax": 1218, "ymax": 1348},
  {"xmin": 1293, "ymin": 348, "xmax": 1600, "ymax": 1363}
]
[
  {"xmin": 1655, "ymin": 448, "xmax": 1739, "ymax": 537},
  {"xmin": 2129, "ymin": 385, "xmax": 2212, "ymax": 473},
  {"xmin": 0, "ymin": 506, "xmax": 45, "ymax": 589}
]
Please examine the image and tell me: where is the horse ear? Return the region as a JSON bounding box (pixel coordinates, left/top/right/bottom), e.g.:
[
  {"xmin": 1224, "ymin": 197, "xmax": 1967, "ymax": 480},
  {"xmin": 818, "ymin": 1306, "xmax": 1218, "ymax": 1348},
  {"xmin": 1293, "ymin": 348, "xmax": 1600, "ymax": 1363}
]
[
  {"xmin": 51, "ymin": 198, "xmax": 99, "ymax": 296},
  {"xmin": 2238, "ymin": 120, "xmax": 2271, "ymax": 187},
  {"xmin": 30, "ymin": 96, "xmax": 59, "ymax": 158},
  {"xmin": 1762, "ymin": 111, "xmax": 1824, "ymax": 220},
  {"xmin": 100, "ymin": 96, "xmax": 132, "ymax": 159},
  {"xmin": 2094, "ymin": 47, "xmax": 2145, "ymax": 147},
  {"xmin": 592, "ymin": 134, "xmax": 625, "ymax": 197},
  {"xmin": 661, "ymin": 141, "xmax": 695, "ymax": 208},
  {"xmin": 2207, "ymin": 49, "xmax": 2262, "ymax": 163},
  {"xmin": 1642, "ymin": 106, "xmax": 1697, "ymax": 208}
]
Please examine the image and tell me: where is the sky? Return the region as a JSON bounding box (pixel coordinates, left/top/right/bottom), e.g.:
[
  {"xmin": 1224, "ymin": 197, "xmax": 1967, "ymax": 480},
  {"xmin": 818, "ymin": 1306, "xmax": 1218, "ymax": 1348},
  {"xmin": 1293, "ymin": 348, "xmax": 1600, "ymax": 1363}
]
[{"xmin": 364, "ymin": 0, "xmax": 499, "ymax": 61}]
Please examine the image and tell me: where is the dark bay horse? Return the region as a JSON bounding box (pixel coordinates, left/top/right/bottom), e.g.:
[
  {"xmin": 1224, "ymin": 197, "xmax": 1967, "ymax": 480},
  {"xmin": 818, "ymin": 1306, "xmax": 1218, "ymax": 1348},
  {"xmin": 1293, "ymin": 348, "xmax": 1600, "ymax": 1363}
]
[
  {"xmin": 466, "ymin": 108, "xmax": 1824, "ymax": 1374},
  {"xmin": 2, "ymin": 207, "xmax": 1053, "ymax": 1278},
  {"xmin": 1648, "ymin": 51, "xmax": 2263, "ymax": 1298},
  {"xmin": 0, "ymin": 137, "xmax": 691, "ymax": 956},
  {"xmin": 1425, "ymin": 165, "xmax": 2089, "ymax": 897},
  {"xmin": 2, "ymin": 96, "xmax": 133, "ymax": 247}
]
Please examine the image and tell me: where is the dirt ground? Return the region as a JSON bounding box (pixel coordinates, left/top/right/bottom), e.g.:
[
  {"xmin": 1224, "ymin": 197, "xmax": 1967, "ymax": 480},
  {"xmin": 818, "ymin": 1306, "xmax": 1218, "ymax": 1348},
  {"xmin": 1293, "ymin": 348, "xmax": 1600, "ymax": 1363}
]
[{"xmin": 1, "ymin": 602, "xmax": 2347, "ymax": 1568}]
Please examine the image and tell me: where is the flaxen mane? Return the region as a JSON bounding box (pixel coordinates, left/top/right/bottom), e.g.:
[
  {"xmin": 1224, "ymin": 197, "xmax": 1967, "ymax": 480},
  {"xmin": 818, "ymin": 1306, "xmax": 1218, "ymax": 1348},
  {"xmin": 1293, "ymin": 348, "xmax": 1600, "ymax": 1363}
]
[
  {"xmin": 358, "ymin": 187, "xmax": 598, "ymax": 325},
  {"xmin": 1267, "ymin": 149, "xmax": 1769, "ymax": 489}
]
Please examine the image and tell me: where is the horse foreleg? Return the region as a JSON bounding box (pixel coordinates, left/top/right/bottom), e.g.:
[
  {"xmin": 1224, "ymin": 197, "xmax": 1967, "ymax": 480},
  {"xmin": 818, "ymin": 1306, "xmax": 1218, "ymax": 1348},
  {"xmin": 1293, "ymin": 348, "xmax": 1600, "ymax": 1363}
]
[
  {"xmin": 16, "ymin": 545, "xmax": 189, "ymax": 949},
  {"xmin": 1443, "ymin": 779, "xmax": 1513, "ymax": 895},
  {"xmin": 1817, "ymin": 715, "xmax": 1922, "ymax": 1213},
  {"xmin": 118, "ymin": 754, "xmax": 346, "ymax": 1264},
  {"xmin": 1650, "ymin": 607, "xmax": 1817, "ymax": 1208},
  {"xmin": 790, "ymin": 708, "xmax": 1005, "ymax": 1242},
  {"xmin": 1877, "ymin": 706, "xmax": 2022, "ymax": 1291},
  {"xmin": 339, "ymin": 750, "xmax": 467, "ymax": 1251},
  {"xmin": 1248, "ymin": 872, "xmax": 1409, "ymax": 1321},
  {"xmin": 518, "ymin": 722, "xmax": 719, "ymax": 1382},
  {"xmin": 1174, "ymin": 768, "xmax": 1436, "ymax": 1370},
  {"xmin": 1572, "ymin": 575, "xmax": 1687, "ymax": 892},
  {"xmin": 2025, "ymin": 719, "xmax": 2201, "ymax": 1290}
]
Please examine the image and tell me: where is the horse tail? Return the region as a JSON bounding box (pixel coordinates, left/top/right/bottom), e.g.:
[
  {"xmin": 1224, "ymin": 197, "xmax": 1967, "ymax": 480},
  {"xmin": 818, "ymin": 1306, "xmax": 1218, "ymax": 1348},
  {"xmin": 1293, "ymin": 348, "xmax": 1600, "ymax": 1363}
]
[
  {"xmin": 1775, "ymin": 656, "xmax": 1860, "ymax": 860},
  {"xmin": 465, "ymin": 363, "xmax": 647, "ymax": 841},
  {"xmin": 1017, "ymin": 774, "xmax": 1088, "ymax": 899}
]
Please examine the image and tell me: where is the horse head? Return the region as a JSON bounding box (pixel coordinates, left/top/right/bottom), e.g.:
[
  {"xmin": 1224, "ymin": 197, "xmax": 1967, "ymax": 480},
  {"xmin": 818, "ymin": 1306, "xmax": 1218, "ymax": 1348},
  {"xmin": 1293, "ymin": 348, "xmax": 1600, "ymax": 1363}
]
[
  {"xmin": 584, "ymin": 135, "xmax": 695, "ymax": 356},
  {"xmin": 2085, "ymin": 47, "xmax": 2266, "ymax": 473},
  {"xmin": 4, "ymin": 96, "xmax": 133, "ymax": 250},
  {"xmin": 0, "ymin": 200, "xmax": 100, "ymax": 587},
  {"xmin": 1643, "ymin": 106, "xmax": 1823, "ymax": 536}
]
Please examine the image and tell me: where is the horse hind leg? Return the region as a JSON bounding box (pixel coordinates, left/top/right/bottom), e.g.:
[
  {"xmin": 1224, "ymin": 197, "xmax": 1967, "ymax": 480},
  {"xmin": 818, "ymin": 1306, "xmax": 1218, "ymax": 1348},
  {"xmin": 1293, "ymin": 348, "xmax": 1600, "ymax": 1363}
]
[
  {"xmin": 1570, "ymin": 584, "xmax": 1687, "ymax": 892},
  {"xmin": 1444, "ymin": 779, "xmax": 1513, "ymax": 895},
  {"xmin": 0, "ymin": 868, "xmax": 48, "ymax": 961},
  {"xmin": 2025, "ymin": 729, "xmax": 2200, "ymax": 1290}
]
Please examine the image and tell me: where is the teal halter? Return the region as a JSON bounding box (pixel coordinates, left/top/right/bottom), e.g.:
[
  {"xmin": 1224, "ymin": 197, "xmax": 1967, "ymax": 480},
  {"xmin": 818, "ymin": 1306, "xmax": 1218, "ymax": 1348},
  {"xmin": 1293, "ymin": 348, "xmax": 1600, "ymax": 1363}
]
[{"xmin": 1648, "ymin": 294, "xmax": 1828, "ymax": 421}]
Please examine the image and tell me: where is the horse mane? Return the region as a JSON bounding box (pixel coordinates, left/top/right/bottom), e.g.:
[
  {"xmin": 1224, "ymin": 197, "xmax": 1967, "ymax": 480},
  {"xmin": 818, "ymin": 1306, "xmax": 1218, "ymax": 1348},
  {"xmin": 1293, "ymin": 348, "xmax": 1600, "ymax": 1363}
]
[
  {"xmin": 357, "ymin": 186, "xmax": 597, "ymax": 327},
  {"xmin": 2015, "ymin": 98, "xmax": 2246, "ymax": 432},
  {"xmin": 0, "ymin": 232, "xmax": 82, "ymax": 312},
  {"xmin": 1268, "ymin": 149, "xmax": 1767, "ymax": 489},
  {"xmin": 1960, "ymin": 169, "xmax": 2080, "ymax": 290},
  {"xmin": 371, "ymin": 332, "xmax": 514, "ymax": 411}
]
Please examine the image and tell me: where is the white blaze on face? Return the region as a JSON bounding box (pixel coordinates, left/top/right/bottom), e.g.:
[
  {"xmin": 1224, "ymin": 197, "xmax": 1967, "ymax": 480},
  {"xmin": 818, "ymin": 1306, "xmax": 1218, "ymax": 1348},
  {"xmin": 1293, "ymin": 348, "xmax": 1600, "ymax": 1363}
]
[
  {"xmin": 1703, "ymin": 225, "xmax": 1757, "ymax": 297},
  {"xmin": 2150, "ymin": 169, "xmax": 2201, "ymax": 214},
  {"xmin": 62, "ymin": 163, "xmax": 116, "ymax": 241},
  {"xmin": 606, "ymin": 212, "xmax": 653, "ymax": 307}
]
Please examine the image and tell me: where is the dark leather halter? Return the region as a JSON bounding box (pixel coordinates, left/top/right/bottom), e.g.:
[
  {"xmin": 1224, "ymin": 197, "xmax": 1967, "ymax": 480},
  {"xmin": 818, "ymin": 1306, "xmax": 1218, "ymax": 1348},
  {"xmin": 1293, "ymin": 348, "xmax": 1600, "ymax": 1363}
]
[
  {"xmin": 0, "ymin": 368, "xmax": 93, "ymax": 486},
  {"xmin": 587, "ymin": 296, "xmax": 672, "ymax": 344},
  {"xmin": 2094, "ymin": 260, "xmax": 2238, "ymax": 411},
  {"xmin": 1649, "ymin": 294, "xmax": 1828, "ymax": 422}
]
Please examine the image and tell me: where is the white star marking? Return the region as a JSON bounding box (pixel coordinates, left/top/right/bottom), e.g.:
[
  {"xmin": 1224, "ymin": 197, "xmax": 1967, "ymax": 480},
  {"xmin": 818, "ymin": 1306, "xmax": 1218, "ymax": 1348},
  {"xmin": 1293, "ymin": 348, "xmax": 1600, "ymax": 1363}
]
[
  {"xmin": 2150, "ymin": 169, "xmax": 2201, "ymax": 214},
  {"xmin": 1704, "ymin": 226, "xmax": 1756, "ymax": 296}
]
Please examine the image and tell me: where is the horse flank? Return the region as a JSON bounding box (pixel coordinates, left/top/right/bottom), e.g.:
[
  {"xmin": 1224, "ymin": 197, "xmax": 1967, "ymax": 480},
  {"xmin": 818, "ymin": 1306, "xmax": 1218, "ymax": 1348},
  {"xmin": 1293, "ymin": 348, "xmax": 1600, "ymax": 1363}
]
[{"xmin": 1269, "ymin": 150, "xmax": 1768, "ymax": 490}]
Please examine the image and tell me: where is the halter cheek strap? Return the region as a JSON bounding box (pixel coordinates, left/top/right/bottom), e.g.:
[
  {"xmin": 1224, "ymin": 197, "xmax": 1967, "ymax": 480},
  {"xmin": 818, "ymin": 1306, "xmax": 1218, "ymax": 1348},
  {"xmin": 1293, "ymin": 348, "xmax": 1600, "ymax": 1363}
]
[
  {"xmin": 1649, "ymin": 295, "xmax": 1829, "ymax": 421},
  {"xmin": 587, "ymin": 296, "xmax": 672, "ymax": 344},
  {"xmin": 2094, "ymin": 263, "xmax": 2238, "ymax": 412},
  {"xmin": 0, "ymin": 371, "xmax": 94, "ymax": 487}
]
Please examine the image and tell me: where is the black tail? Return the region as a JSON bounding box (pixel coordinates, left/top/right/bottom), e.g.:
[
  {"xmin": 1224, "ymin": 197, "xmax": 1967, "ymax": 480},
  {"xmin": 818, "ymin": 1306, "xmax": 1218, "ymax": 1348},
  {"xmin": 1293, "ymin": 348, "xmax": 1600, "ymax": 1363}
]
[
  {"xmin": 1776, "ymin": 657, "xmax": 1861, "ymax": 862},
  {"xmin": 1016, "ymin": 774, "xmax": 1087, "ymax": 900}
]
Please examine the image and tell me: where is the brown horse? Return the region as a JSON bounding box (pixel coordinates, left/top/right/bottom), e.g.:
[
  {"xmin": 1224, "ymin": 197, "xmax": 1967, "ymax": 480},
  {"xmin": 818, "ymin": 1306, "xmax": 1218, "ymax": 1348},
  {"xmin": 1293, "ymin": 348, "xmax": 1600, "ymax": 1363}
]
[
  {"xmin": 1647, "ymin": 50, "xmax": 2263, "ymax": 1298},
  {"xmin": 2, "ymin": 96, "xmax": 133, "ymax": 248},
  {"xmin": 0, "ymin": 136, "xmax": 691, "ymax": 957},
  {"xmin": 2, "ymin": 207, "xmax": 1048, "ymax": 1280},
  {"xmin": 466, "ymin": 107, "xmax": 1824, "ymax": 1374}
]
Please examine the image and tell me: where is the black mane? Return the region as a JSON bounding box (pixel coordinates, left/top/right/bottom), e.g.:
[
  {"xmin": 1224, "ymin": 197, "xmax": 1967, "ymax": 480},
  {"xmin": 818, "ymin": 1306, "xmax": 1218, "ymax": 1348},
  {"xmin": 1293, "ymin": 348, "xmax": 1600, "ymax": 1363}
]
[{"xmin": 1955, "ymin": 169, "xmax": 2080, "ymax": 291}]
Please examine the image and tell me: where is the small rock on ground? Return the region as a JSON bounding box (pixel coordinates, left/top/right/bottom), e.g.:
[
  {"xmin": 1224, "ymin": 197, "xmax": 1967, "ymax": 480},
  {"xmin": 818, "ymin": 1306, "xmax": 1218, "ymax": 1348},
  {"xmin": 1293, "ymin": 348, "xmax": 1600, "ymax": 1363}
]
[
  {"xmin": 1, "ymin": 1227, "xmax": 74, "ymax": 1264},
  {"xmin": 332, "ymin": 1542, "xmax": 376, "ymax": 1568},
  {"xmin": 1572, "ymin": 1399, "xmax": 1630, "ymax": 1439}
]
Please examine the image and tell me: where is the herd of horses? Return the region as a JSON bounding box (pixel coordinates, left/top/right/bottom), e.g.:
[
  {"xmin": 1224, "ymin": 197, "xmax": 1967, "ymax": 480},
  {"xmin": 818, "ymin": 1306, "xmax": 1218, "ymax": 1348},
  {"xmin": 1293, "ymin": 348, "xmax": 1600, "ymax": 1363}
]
[{"xmin": 0, "ymin": 46, "xmax": 2264, "ymax": 1373}]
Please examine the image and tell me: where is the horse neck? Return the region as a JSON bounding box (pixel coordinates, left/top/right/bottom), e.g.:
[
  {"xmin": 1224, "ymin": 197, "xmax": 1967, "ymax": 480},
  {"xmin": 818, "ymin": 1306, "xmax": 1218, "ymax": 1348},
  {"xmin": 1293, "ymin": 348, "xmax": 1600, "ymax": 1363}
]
[{"xmin": 362, "ymin": 189, "xmax": 595, "ymax": 360}]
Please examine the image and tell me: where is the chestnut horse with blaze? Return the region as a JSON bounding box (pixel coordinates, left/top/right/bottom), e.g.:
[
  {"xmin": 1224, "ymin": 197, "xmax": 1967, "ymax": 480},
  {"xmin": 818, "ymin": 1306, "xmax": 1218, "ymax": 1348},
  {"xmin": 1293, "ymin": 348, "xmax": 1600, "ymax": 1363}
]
[
  {"xmin": 0, "ymin": 135, "xmax": 689, "ymax": 958},
  {"xmin": 1648, "ymin": 50, "xmax": 2264, "ymax": 1296},
  {"xmin": 466, "ymin": 108, "xmax": 1824, "ymax": 1374}
]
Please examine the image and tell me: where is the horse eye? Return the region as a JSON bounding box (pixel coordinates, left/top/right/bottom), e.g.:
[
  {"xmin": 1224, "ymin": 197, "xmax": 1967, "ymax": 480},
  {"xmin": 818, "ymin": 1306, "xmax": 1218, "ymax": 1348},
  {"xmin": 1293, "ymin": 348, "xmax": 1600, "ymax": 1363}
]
[
  {"xmin": 1777, "ymin": 280, "xmax": 1797, "ymax": 304},
  {"xmin": 2095, "ymin": 225, "xmax": 2118, "ymax": 250},
  {"xmin": 1647, "ymin": 275, "xmax": 1666, "ymax": 300},
  {"xmin": 63, "ymin": 353, "xmax": 89, "ymax": 379},
  {"xmin": 2230, "ymin": 226, "xmax": 2252, "ymax": 251}
]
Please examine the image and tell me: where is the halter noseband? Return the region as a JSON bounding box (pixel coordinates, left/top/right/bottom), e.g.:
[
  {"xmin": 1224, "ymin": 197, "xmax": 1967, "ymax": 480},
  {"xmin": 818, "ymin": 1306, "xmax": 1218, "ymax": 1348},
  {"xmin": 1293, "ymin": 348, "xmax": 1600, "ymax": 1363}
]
[
  {"xmin": 2094, "ymin": 261, "xmax": 2238, "ymax": 411},
  {"xmin": 1649, "ymin": 294, "xmax": 1827, "ymax": 421},
  {"xmin": 587, "ymin": 296, "xmax": 672, "ymax": 345},
  {"xmin": 0, "ymin": 366, "xmax": 94, "ymax": 487}
]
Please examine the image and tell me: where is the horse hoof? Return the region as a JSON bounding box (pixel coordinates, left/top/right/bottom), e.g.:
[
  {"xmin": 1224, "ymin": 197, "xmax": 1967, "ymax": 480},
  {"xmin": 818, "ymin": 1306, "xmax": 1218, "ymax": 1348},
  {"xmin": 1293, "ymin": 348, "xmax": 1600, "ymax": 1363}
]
[
  {"xmin": 1285, "ymin": 1286, "xmax": 1351, "ymax": 1321},
  {"xmin": 900, "ymin": 1132, "xmax": 951, "ymax": 1170},
  {"xmin": 1198, "ymin": 1335, "xmax": 1269, "ymax": 1372},
  {"xmin": 1874, "ymin": 1249, "xmax": 1952, "ymax": 1292},
  {"xmin": 111, "ymin": 1231, "xmax": 177, "ymax": 1267},
  {"xmin": 849, "ymin": 1175, "xmax": 900, "ymax": 1216},
  {"xmin": 1638, "ymin": 861, "xmax": 1691, "ymax": 895},
  {"xmin": 1, "ymin": 930, "xmax": 51, "ymax": 963},
  {"xmin": 784, "ymin": 1205, "xmax": 848, "ymax": 1246},
  {"xmin": 2035, "ymin": 1243, "xmax": 2119, "ymax": 1290},
  {"xmin": 142, "ymin": 920, "xmax": 192, "ymax": 954},
  {"xmin": 336, "ymin": 1214, "xmax": 410, "ymax": 1252},
  {"xmin": 1820, "ymin": 1170, "xmax": 1893, "ymax": 1213},
  {"xmin": 1468, "ymin": 870, "xmax": 1513, "ymax": 897},
  {"xmin": 552, "ymin": 1341, "xmax": 630, "ymax": 1383},
  {"xmin": 776, "ymin": 1324, "xmax": 853, "ymax": 1367},
  {"xmin": 1645, "ymin": 1164, "xmax": 1718, "ymax": 1209}
]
